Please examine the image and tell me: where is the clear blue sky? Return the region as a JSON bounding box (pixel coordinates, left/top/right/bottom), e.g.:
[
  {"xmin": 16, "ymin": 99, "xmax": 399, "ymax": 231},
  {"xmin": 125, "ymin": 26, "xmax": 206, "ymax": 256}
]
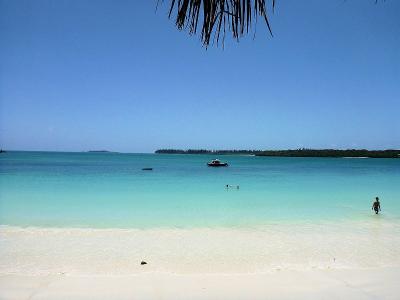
[{"xmin": 0, "ymin": 0, "xmax": 399, "ymax": 152}]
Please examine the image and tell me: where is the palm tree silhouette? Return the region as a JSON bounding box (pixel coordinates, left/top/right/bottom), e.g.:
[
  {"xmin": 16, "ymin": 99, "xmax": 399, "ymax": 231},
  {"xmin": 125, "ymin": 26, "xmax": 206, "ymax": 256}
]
[
  {"xmin": 164, "ymin": 0, "xmax": 275, "ymax": 47},
  {"xmin": 164, "ymin": 0, "xmax": 382, "ymax": 47}
]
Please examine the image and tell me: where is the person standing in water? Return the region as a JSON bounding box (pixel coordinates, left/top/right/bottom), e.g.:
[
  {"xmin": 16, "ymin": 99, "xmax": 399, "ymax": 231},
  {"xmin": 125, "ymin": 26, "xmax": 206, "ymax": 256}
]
[{"xmin": 372, "ymin": 197, "xmax": 381, "ymax": 214}]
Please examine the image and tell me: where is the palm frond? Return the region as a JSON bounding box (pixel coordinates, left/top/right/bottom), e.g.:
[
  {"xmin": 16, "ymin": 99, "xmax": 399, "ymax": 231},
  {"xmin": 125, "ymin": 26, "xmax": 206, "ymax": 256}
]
[{"xmin": 166, "ymin": 0, "xmax": 275, "ymax": 47}]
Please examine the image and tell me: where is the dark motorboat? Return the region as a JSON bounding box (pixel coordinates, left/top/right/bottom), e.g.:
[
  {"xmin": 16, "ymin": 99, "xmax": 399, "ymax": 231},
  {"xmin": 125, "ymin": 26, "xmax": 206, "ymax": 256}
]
[
  {"xmin": 207, "ymin": 159, "xmax": 228, "ymax": 167},
  {"xmin": 142, "ymin": 168, "xmax": 153, "ymax": 171}
]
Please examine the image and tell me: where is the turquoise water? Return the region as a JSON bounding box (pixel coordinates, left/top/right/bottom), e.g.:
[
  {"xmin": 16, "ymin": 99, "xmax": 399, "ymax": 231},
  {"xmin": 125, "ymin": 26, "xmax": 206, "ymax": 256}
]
[{"xmin": 0, "ymin": 151, "xmax": 399, "ymax": 228}]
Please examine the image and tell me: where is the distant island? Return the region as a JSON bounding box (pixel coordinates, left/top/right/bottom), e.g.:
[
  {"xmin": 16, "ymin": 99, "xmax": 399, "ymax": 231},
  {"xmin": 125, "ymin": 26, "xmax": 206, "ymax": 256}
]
[
  {"xmin": 155, "ymin": 149, "xmax": 400, "ymax": 158},
  {"xmin": 155, "ymin": 149, "xmax": 261, "ymax": 155},
  {"xmin": 87, "ymin": 150, "xmax": 116, "ymax": 153}
]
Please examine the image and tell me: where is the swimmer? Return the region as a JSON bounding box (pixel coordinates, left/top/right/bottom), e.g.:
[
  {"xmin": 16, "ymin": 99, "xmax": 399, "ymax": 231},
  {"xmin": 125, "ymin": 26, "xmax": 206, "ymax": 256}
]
[
  {"xmin": 226, "ymin": 184, "xmax": 239, "ymax": 189},
  {"xmin": 372, "ymin": 197, "xmax": 381, "ymax": 214}
]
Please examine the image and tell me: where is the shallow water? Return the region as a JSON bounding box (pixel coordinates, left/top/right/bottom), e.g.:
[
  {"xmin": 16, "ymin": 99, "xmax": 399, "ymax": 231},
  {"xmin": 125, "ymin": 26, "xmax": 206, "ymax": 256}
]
[
  {"xmin": 0, "ymin": 151, "xmax": 399, "ymax": 228},
  {"xmin": 1, "ymin": 151, "xmax": 400, "ymax": 274}
]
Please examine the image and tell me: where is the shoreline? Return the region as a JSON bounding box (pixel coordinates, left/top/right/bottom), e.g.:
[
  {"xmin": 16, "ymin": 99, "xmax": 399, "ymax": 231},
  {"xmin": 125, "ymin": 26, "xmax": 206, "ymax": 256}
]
[
  {"xmin": 2, "ymin": 221, "xmax": 399, "ymax": 276},
  {"xmin": 1, "ymin": 223, "xmax": 399, "ymax": 298}
]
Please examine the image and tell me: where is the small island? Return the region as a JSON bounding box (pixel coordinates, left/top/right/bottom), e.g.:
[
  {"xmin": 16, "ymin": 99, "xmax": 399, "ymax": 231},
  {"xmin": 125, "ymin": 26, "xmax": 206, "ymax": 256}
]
[
  {"xmin": 87, "ymin": 150, "xmax": 116, "ymax": 153},
  {"xmin": 155, "ymin": 149, "xmax": 400, "ymax": 158}
]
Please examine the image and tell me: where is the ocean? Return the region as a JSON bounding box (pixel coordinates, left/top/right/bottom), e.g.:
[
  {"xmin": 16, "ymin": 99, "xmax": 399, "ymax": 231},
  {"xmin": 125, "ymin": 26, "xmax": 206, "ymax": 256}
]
[
  {"xmin": 1, "ymin": 151, "xmax": 400, "ymax": 274},
  {"xmin": 1, "ymin": 151, "xmax": 399, "ymax": 228}
]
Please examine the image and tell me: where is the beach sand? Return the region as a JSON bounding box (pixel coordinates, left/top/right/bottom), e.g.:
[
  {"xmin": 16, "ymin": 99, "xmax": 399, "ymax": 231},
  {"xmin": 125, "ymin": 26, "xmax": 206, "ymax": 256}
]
[
  {"xmin": 1, "ymin": 268, "xmax": 399, "ymax": 300},
  {"xmin": 1, "ymin": 224, "xmax": 399, "ymax": 299}
]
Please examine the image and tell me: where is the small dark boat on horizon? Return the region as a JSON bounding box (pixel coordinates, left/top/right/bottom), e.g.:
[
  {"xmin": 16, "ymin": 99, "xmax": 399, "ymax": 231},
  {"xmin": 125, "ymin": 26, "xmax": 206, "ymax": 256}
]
[
  {"xmin": 142, "ymin": 168, "xmax": 153, "ymax": 171},
  {"xmin": 207, "ymin": 159, "xmax": 228, "ymax": 167}
]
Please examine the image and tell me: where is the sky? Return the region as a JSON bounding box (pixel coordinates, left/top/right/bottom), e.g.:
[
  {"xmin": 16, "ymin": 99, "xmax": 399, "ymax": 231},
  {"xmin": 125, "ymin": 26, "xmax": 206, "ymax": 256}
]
[{"xmin": 0, "ymin": 0, "xmax": 399, "ymax": 153}]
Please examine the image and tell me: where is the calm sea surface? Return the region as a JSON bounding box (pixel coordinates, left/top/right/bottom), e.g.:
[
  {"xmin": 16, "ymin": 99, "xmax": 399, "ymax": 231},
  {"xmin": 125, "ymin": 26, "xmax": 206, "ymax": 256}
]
[{"xmin": 0, "ymin": 151, "xmax": 399, "ymax": 228}]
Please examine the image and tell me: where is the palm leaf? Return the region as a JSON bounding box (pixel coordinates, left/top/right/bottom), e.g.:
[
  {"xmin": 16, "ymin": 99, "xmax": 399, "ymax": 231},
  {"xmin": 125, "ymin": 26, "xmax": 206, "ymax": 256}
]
[{"xmin": 166, "ymin": 0, "xmax": 275, "ymax": 47}]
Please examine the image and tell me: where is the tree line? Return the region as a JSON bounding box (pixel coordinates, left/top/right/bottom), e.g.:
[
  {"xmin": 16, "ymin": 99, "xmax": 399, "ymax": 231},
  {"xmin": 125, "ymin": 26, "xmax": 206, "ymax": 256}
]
[{"xmin": 155, "ymin": 149, "xmax": 400, "ymax": 158}]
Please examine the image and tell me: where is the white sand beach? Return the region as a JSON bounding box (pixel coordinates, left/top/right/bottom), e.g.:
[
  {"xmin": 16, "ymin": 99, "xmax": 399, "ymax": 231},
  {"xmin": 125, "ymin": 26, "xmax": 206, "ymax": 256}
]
[
  {"xmin": 2, "ymin": 0, "xmax": 399, "ymax": 298},
  {"xmin": 1, "ymin": 223, "xmax": 400, "ymax": 299},
  {"xmin": 1, "ymin": 268, "xmax": 399, "ymax": 300}
]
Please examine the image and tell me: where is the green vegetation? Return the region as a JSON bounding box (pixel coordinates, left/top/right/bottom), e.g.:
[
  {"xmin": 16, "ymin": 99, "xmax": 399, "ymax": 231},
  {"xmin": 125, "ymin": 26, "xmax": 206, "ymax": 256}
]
[
  {"xmin": 155, "ymin": 149, "xmax": 400, "ymax": 158},
  {"xmin": 257, "ymin": 149, "xmax": 400, "ymax": 158}
]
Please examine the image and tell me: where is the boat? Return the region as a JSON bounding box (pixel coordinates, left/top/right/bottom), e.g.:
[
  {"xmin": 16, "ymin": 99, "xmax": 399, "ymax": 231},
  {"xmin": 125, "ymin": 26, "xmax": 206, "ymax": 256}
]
[
  {"xmin": 207, "ymin": 159, "xmax": 228, "ymax": 167},
  {"xmin": 142, "ymin": 168, "xmax": 153, "ymax": 171}
]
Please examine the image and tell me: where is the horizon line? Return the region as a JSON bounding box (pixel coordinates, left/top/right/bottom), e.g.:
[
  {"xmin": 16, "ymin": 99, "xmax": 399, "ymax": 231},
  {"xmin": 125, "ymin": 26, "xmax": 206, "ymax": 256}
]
[{"xmin": 2, "ymin": 148, "xmax": 400, "ymax": 154}]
